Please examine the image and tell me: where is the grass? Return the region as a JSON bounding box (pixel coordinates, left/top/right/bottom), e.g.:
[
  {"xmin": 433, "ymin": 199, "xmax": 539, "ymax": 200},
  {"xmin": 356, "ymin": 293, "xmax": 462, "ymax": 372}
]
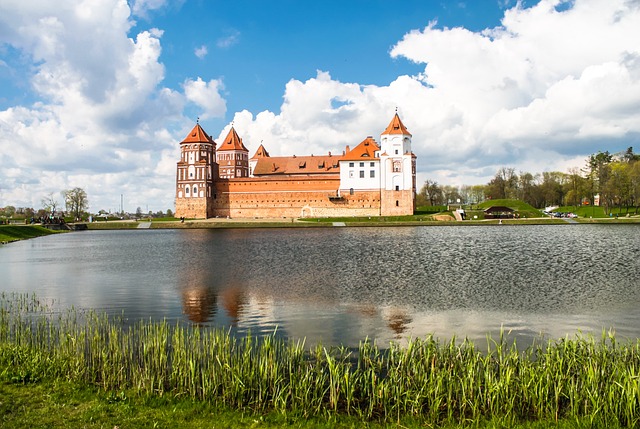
[
  {"xmin": 0, "ymin": 225, "xmax": 59, "ymax": 243},
  {"xmin": 553, "ymin": 205, "xmax": 639, "ymax": 219},
  {"xmin": 2, "ymin": 293, "xmax": 640, "ymax": 427}
]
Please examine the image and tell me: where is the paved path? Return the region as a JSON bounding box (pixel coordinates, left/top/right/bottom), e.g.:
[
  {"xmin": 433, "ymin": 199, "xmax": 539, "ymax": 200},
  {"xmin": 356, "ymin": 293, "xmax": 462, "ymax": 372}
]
[{"xmin": 137, "ymin": 222, "xmax": 152, "ymax": 229}]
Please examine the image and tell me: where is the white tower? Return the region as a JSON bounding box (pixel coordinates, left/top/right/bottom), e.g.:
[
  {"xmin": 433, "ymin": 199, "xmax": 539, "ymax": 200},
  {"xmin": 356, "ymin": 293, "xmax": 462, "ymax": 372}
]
[{"xmin": 379, "ymin": 113, "xmax": 416, "ymax": 215}]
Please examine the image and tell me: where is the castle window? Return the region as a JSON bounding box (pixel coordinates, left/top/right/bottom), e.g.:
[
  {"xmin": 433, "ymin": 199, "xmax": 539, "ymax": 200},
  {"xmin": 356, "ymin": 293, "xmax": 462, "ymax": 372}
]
[
  {"xmin": 370, "ymin": 170, "xmax": 375, "ymax": 178},
  {"xmin": 396, "ymin": 200, "xmax": 399, "ymax": 207},
  {"xmin": 350, "ymin": 188, "xmax": 354, "ymax": 195},
  {"xmin": 349, "ymin": 171, "xmax": 354, "ymax": 178},
  {"xmin": 359, "ymin": 162, "xmax": 364, "ymax": 167},
  {"xmin": 349, "ymin": 162, "xmax": 354, "ymax": 167},
  {"xmin": 395, "ymin": 185, "xmax": 400, "ymax": 191},
  {"xmin": 395, "ymin": 150, "xmax": 399, "ymax": 155},
  {"xmin": 193, "ymin": 186, "xmax": 198, "ymax": 196},
  {"xmin": 370, "ymin": 162, "xmax": 375, "ymax": 167},
  {"xmin": 359, "ymin": 171, "xmax": 365, "ymax": 178},
  {"xmin": 186, "ymin": 187, "xmax": 190, "ymax": 194}
]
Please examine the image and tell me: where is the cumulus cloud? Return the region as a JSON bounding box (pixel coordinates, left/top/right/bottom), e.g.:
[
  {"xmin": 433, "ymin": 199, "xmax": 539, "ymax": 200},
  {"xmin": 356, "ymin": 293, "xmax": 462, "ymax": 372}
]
[
  {"xmin": 0, "ymin": 0, "xmax": 225, "ymax": 211},
  {"xmin": 229, "ymin": 0, "xmax": 640, "ymax": 187},
  {"xmin": 183, "ymin": 77, "xmax": 226, "ymax": 119},
  {"xmin": 2, "ymin": 0, "xmax": 640, "ymax": 212}
]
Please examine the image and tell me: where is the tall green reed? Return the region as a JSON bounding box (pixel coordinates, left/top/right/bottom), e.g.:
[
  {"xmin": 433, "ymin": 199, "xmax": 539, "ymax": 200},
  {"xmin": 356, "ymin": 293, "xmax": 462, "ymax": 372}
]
[{"xmin": 1, "ymin": 292, "xmax": 639, "ymax": 426}]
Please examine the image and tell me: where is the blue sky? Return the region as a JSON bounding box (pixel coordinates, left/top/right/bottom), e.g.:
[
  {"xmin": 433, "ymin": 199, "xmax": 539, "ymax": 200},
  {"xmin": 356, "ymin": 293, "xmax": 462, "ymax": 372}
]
[{"xmin": 1, "ymin": 0, "xmax": 639, "ymax": 213}]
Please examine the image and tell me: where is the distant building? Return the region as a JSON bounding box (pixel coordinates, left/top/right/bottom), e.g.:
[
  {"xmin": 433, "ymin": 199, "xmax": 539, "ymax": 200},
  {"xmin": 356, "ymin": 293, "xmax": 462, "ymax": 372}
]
[{"xmin": 175, "ymin": 114, "xmax": 416, "ymax": 219}]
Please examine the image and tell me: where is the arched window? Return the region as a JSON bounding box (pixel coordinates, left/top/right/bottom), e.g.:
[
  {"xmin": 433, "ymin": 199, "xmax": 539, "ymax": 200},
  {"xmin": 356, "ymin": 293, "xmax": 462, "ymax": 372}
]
[
  {"xmin": 193, "ymin": 186, "xmax": 198, "ymax": 196},
  {"xmin": 185, "ymin": 187, "xmax": 190, "ymax": 194},
  {"xmin": 350, "ymin": 188, "xmax": 354, "ymax": 195}
]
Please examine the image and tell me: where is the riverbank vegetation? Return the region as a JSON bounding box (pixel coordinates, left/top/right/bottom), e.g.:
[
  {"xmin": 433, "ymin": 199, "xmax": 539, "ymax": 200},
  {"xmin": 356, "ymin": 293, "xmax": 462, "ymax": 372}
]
[
  {"xmin": 2, "ymin": 293, "xmax": 639, "ymax": 428},
  {"xmin": 0, "ymin": 225, "xmax": 58, "ymax": 243},
  {"xmin": 418, "ymin": 148, "xmax": 640, "ymax": 215}
]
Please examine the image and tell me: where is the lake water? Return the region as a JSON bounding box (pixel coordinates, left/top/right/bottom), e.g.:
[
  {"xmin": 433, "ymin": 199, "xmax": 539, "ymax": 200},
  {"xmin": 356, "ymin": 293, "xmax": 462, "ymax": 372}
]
[{"xmin": 1, "ymin": 224, "xmax": 639, "ymax": 348}]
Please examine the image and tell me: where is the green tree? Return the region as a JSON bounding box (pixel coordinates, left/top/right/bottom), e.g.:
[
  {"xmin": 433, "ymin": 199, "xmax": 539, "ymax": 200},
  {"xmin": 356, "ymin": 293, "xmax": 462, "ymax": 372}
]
[
  {"xmin": 539, "ymin": 172, "xmax": 566, "ymax": 207},
  {"xmin": 586, "ymin": 151, "xmax": 613, "ymax": 213},
  {"xmin": 419, "ymin": 180, "xmax": 444, "ymax": 206},
  {"xmin": 486, "ymin": 167, "xmax": 518, "ymax": 200},
  {"xmin": 62, "ymin": 188, "xmax": 89, "ymax": 220},
  {"xmin": 2, "ymin": 205, "xmax": 16, "ymax": 217}
]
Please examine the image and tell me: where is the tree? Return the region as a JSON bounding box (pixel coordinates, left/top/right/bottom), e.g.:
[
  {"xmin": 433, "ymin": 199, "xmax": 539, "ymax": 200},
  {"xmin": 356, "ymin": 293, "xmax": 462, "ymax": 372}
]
[
  {"xmin": 564, "ymin": 167, "xmax": 586, "ymax": 209},
  {"xmin": 419, "ymin": 180, "xmax": 444, "ymax": 206},
  {"xmin": 468, "ymin": 185, "xmax": 486, "ymax": 204},
  {"xmin": 442, "ymin": 185, "xmax": 461, "ymax": 205},
  {"xmin": 166, "ymin": 209, "xmax": 173, "ymax": 218},
  {"xmin": 136, "ymin": 207, "xmax": 143, "ymax": 217},
  {"xmin": 2, "ymin": 206, "xmax": 16, "ymax": 217},
  {"xmin": 41, "ymin": 193, "xmax": 59, "ymax": 214},
  {"xmin": 486, "ymin": 167, "xmax": 518, "ymax": 200},
  {"xmin": 586, "ymin": 151, "xmax": 613, "ymax": 213},
  {"xmin": 62, "ymin": 188, "xmax": 89, "ymax": 220}
]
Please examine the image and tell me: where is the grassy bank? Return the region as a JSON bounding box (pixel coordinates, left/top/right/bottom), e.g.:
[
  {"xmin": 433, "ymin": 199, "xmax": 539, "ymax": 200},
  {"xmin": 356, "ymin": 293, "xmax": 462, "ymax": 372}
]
[
  {"xmin": 0, "ymin": 225, "xmax": 59, "ymax": 243},
  {"xmin": 1, "ymin": 294, "xmax": 640, "ymax": 427}
]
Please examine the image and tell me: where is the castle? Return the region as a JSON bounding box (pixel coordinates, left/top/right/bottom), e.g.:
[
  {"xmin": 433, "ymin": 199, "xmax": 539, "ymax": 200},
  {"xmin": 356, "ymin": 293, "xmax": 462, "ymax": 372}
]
[{"xmin": 175, "ymin": 113, "xmax": 416, "ymax": 219}]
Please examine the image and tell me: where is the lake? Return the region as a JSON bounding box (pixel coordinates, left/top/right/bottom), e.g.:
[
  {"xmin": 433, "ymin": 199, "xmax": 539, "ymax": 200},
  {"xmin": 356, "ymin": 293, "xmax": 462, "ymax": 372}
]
[{"xmin": 1, "ymin": 224, "xmax": 639, "ymax": 348}]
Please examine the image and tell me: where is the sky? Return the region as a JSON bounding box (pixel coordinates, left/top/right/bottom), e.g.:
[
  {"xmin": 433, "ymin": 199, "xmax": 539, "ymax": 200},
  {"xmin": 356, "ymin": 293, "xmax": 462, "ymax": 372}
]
[{"xmin": 1, "ymin": 0, "xmax": 640, "ymax": 213}]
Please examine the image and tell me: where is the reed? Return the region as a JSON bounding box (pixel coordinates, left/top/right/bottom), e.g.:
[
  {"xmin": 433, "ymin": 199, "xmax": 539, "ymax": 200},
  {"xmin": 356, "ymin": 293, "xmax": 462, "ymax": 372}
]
[{"xmin": 1, "ymin": 292, "xmax": 639, "ymax": 426}]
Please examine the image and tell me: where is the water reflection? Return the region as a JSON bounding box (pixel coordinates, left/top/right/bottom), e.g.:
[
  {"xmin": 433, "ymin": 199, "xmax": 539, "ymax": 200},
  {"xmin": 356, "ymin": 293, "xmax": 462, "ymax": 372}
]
[{"xmin": 1, "ymin": 225, "xmax": 639, "ymax": 347}]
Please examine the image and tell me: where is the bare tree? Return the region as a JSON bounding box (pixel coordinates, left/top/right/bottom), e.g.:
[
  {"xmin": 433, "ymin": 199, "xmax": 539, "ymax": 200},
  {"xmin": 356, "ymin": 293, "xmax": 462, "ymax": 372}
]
[{"xmin": 41, "ymin": 192, "xmax": 59, "ymax": 214}]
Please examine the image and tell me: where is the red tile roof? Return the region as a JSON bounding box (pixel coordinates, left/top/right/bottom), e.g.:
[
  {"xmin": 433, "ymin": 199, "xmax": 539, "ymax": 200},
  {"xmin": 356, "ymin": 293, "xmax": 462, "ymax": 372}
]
[
  {"xmin": 181, "ymin": 123, "xmax": 214, "ymax": 144},
  {"xmin": 218, "ymin": 127, "xmax": 249, "ymax": 152},
  {"xmin": 382, "ymin": 113, "xmax": 412, "ymax": 137},
  {"xmin": 251, "ymin": 144, "xmax": 270, "ymax": 159},
  {"xmin": 252, "ymin": 154, "xmax": 341, "ymax": 176},
  {"xmin": 341, "ymin": 137, "xmax": 380, "ymax": 161}
]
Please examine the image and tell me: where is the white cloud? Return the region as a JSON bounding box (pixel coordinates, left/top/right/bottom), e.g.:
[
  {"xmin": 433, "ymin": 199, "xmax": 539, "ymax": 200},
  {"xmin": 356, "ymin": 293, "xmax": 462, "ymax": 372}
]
[
  {"xmin": 2, "ymin": 0, "xmax": 639, "ymax": 212},
  {"xmin": 130, "ymin": 0, "xmax": 169, "ymax": 19},
  {"xmin": 194, "ymin": 45, "xmax": 208, "ymax": 59},
  {"xmin": 229, "ymin": 0, "xmax": 640, "ymax": 189},
  {"xmin": 183, "ymin": 77, "xmax": 226, "ymax": 120},
  {"xmin": 0, "ymin": 0, "xmax": 225, "ymax": 211}
]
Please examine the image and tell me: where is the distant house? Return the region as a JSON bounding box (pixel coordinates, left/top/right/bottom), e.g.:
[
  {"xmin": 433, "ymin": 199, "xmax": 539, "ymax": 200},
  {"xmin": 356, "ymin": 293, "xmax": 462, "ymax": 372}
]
[{"xmin": 484, "ymin": 206, "xmax": 515, "ymax": 219}]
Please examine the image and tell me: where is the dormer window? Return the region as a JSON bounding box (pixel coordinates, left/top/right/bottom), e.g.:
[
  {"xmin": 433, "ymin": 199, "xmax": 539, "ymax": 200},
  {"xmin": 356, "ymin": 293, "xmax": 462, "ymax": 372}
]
[{"xmin": 299, "ymin": 161, "xmax": 306, "ymax": 168}]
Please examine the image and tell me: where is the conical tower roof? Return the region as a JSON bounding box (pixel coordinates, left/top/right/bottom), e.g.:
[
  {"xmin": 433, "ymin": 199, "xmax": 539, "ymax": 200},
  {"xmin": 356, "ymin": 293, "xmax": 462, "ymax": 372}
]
[
  {"xmin": 218, "ymin": 127, "xmax": 249, "ymax": 152},
  {"xmin": 181, "ymin": 123, "xmax": 214, "ymax": 144},
  {"xmin": 382, "ymin": 113, "xmax": 412, "ymax": 137},
  {"xmin": 251, "ymin": 144, "xmax": 270, "ymax": 159}
]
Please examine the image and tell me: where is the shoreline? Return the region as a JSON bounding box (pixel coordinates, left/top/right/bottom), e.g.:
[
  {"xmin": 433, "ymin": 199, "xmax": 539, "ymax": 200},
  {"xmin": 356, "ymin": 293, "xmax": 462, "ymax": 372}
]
[{"xmin": 86, "ymin": 216, "xmax": 640, "ymax": 230}]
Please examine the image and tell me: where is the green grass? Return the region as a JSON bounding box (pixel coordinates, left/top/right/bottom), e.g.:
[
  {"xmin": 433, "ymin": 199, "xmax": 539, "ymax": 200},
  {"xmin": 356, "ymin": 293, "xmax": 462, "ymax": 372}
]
[
  {"xmin": 553, "ymin": 205, "xmax": 639, "ymax": 219},
  {"xmin": 2, "ymin": 382, "xmax": 631, "ymax": 429},
  {"xmin": 2, "ymin": 293, "xmax": 640, "ymax": 427},
  {"xmin": 0, "ymin": 225, "xmax": 58, "ymax": 243}
]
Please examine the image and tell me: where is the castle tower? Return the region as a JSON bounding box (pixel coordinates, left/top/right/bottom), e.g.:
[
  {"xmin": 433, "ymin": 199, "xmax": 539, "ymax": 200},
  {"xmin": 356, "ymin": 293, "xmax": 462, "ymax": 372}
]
[
  {"xmin": 175, "ymin": 122, "xmax": 218, "ymax": 219},
  {"xmin": 379, "ymin": 113, "xmax": 416, "ymax": 215},
  {"xmin": 216, "ymin": 126, "xmax": 250, "ymax": 179},
  {"xmin": 249, "ymin": 143, "xmax": 270, "ymax": 177}
]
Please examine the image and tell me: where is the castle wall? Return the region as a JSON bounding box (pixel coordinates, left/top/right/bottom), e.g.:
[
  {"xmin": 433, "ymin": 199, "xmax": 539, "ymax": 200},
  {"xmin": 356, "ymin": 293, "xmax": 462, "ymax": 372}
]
[
  {"xmin": 209, "ymin": 177, "xmax": 382, "ymax": 218},
  {"xmin": 380, "ymin": 189, "xmax": 415, "ymax": 216},
  {"xmin": 175, "ymin": 197, "xmax": 209, "ymax": 219}
]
